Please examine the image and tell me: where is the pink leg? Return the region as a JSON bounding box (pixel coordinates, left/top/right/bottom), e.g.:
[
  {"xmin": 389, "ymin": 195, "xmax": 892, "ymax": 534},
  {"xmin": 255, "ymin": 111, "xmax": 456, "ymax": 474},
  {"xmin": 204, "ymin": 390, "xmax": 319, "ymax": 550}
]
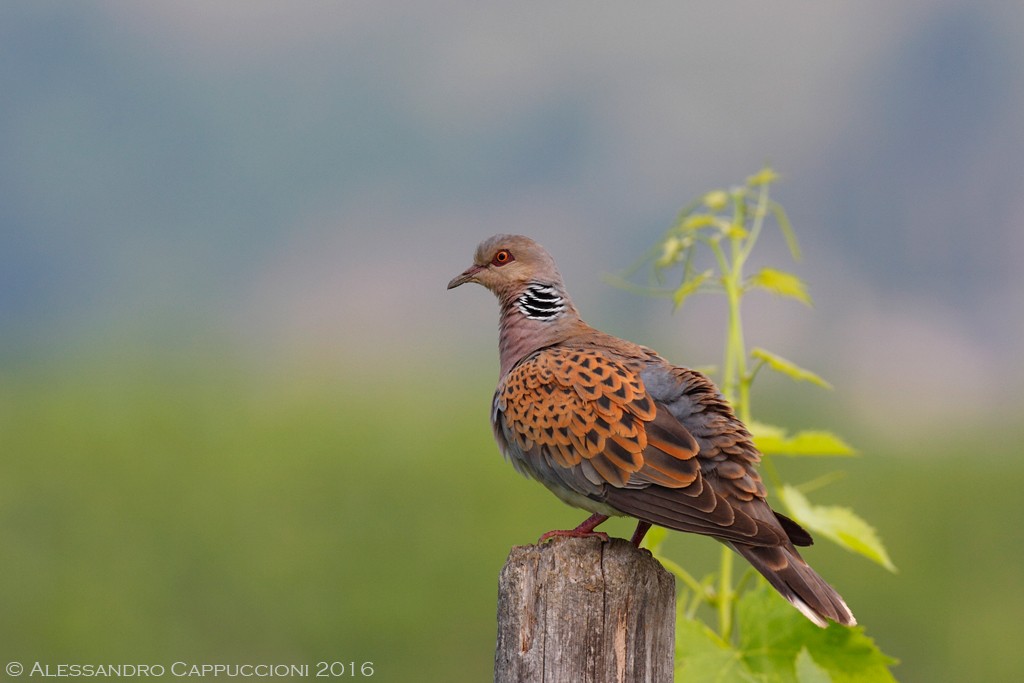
[
  {"xmin": 630, "ymin": 521, "xmax": 653, "ymax": 547},
  {"xmin": 538, "ymin": 513, "xmax": 610, "ymax": 544}
]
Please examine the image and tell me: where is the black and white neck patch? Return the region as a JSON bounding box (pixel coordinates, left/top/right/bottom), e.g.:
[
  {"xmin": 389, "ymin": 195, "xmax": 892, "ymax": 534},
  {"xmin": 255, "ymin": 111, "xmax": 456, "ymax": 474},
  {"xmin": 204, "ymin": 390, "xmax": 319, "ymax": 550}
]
[{"xmin": 516, "ymin": 283, "xmax": 567, "ymax": 320}]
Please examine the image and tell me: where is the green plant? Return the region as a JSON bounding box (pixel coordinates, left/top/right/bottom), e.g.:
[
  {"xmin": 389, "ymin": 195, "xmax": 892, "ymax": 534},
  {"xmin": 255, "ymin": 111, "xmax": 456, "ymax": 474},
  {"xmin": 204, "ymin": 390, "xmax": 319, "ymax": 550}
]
[{"xmin": 614, "ymin": 168, "xmax": 898, "ymax": 682}]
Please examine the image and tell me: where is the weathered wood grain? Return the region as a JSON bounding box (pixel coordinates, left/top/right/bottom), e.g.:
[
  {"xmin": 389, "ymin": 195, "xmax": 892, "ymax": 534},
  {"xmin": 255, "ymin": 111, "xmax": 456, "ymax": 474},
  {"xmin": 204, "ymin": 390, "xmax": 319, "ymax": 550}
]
[{"xmin": 495, "ymin": 537, "xmax": 675, "ymax": 683}]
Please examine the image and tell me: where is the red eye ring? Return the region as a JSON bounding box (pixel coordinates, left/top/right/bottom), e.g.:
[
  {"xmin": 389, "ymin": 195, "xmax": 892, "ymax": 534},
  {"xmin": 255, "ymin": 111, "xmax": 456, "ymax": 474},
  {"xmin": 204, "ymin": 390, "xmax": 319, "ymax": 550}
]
[{"xmin": 491, "ymin": 249, "xmax": 514, "ymax": 266}]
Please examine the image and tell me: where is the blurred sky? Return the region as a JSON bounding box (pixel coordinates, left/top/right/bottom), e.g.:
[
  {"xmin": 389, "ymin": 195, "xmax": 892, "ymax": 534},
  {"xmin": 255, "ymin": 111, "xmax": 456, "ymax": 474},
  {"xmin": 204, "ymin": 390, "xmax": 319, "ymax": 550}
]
[{"xmin": 3, "ymin": 0, "xmax": 1023, "ymax": 435}]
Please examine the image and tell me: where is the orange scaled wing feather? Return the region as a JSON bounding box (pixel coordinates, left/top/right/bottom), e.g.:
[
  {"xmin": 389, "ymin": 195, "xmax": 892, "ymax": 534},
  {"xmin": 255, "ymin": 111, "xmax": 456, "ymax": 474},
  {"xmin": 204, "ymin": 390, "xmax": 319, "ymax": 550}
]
[{"xmin": 497, "ymin": 347, "xmax": 699, "ymax": 488}]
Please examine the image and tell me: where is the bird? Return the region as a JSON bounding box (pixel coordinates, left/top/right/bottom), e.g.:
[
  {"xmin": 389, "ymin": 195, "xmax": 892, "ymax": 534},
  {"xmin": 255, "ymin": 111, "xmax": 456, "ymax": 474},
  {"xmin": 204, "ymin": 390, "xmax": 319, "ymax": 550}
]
[{"xmin": 447, "ymin": 234, "xmax": 855, "ymax": 628}]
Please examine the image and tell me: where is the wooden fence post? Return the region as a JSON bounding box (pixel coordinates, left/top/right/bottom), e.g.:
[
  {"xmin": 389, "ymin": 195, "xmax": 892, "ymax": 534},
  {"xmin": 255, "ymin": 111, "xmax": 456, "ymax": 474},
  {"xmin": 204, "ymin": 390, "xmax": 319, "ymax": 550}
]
[{"xmin": 494, "ymin": 536, "xmax": 675, "ymax": 683}]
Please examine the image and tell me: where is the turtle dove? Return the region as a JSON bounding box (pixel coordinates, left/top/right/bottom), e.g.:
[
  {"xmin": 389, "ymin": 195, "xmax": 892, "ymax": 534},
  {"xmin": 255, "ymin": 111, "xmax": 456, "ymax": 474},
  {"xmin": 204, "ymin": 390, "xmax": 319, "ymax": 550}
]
[{"xmin": 447, "ymin": 234, "xmax": 855, "ymax": 627}]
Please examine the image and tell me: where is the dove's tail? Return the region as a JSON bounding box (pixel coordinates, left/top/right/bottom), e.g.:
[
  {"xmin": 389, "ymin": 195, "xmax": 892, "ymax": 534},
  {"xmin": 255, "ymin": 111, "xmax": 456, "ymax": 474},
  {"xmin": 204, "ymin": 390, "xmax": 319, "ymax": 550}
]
[{"xmin": 731, "ymin": 542, "xmax": 856, "ymax": 627}]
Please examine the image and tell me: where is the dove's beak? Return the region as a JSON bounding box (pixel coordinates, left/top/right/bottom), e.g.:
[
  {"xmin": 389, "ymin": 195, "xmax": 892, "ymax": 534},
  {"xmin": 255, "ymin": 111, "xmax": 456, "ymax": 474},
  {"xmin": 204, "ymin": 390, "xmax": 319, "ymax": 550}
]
[{"xmin": 447, "ymin": 264, "xmax": 484, "ymax": 290}]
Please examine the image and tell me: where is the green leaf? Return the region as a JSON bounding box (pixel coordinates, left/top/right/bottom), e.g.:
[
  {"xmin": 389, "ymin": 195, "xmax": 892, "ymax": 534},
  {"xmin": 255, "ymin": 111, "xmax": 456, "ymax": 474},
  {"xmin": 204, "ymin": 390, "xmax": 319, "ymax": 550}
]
[
  {"xmin": 737, "ymin": 582, "xmax": 808, "ymax": 683},
  {"xmin": 748, "ymin": 268, "xmax": 812, "ymax": 306},
  {"xmin": 774, "ymin": 431, "xmax": 855, "ymax": 457},
  {"xmin": 796, "ymin": 649, "xmax": 832, "ymax": 683},
  {"xmin": 673, "ymin": 269, "xmax": 713, "ymax": 309},
  {"xmin": 737, "ymin": 583, "xmax": 899, "ymax": 683},
  {"xmin": 747, "ymin": 420, "xmax": 786, "ymax": 440},
  {"xmin": 680, "ymin": 213, "xmax": 718, "ymax": 232},
  {"xmin": 771, "ymin": 201, "xmax": 802, "ymax": 261},
  {"xmin": 655, "ymin": 236, "xmax": 684, "ymax": 268},
  {"xmin": 749, "ymin": 422, "xmax": 856, "ymax": 458},
  {"xmin": 747, "ymin": 166, "xmax": 780, "ymax": 187},
  {"xmin": 676, "ymin": 613, "xmax": 759, "ymax": 682},
  {"xmin": 751, "ymin": 348, "xmax": 833, "ymax": 389},
  {"xmin": 727, "ymin": 224, "xmax": 750, "ymax": 240},
  {"xmin": 780, "ymin": 486, "xmax": 898, "ymax": 572},
  {"xmin": 703, "ymin": 190, "xmax": 729, "ymax": 211}
]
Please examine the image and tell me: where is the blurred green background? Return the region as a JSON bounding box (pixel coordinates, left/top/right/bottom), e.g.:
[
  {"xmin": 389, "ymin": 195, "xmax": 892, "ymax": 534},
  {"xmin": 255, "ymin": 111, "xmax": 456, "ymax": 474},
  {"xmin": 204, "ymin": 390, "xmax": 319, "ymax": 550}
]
[
  {"xmin": 3, "ymin": 2, "xmax": 1024, "ymax": 682},
  {"xmin": 4, "ymin": 352, "xmax": 1023, "ymax": 681}
]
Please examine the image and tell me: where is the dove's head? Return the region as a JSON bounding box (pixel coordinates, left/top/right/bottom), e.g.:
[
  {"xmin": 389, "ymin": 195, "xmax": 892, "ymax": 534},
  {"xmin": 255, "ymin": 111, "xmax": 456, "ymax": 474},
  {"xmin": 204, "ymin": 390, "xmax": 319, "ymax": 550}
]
[
  {"xmin": 448, "ymin": 234, "xmax": 584, "ymax": 374},
  {"xmin": 447, "ymin": 234, "xmax": 565, "ymax": 298}
]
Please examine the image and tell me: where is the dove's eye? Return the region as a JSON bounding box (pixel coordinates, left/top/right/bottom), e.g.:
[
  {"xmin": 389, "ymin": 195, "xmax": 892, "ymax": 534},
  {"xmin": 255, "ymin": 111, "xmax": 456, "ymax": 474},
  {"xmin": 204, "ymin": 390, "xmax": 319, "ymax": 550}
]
[{"xmin": 491, "ymin": 249, "xmax": 514, "ymax": 266}]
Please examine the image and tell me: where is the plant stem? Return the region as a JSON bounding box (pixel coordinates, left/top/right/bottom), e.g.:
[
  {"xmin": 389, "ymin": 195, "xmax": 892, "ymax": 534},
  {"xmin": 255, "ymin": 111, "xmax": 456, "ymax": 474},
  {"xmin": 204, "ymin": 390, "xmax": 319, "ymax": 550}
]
[
  {"xmin": 656, "ymin": 554, "xmax": 712, "ymax": 599},
  {"xmin": 657, "ymin": 177, "xmax": 781, "ymax": 640},
  {"xmin": 722, "ymin": 237, "xmax": 750, "ymax": 420},
  {"xmin": 718, "ymin": 545, "xmax": 734, "ymax": 641},
  {"xmin": 714, "ymin": 185, "xmax": 775, "ymax": 637},
  {"xmin": 739, "ymin": 182, "xmax": 771, "ymax": 264},
  {"xmin": 725, "ymin": 278, "xmax": 748, "ymax": 420}
]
